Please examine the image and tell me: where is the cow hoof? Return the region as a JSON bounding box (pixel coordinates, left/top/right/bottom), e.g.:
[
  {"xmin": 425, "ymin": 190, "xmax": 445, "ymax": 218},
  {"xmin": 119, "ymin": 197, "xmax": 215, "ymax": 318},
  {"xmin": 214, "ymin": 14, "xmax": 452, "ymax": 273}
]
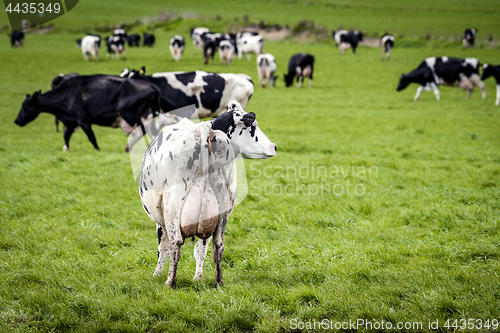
[
  {"xmin": 125, "ymin": 146, "xmax": 130, "ymax": 153},
  {"xmin": 193, "ymin": 274, "xmax": 203, "ymax": 282},
  {"xmin": 153, "ymin": 271, "xmax": 162, "ymax": 277},
  {"xmin": 63, "ymin": 145, "xmax": 69, "ymax": 151}
]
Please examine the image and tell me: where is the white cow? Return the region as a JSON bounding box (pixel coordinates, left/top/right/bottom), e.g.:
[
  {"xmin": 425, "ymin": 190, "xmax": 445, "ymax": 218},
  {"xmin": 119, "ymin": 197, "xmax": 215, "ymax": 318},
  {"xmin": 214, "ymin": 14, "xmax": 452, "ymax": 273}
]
[
  {"xmin": 140, "ymin": 101, "xmax": 276, "ymax": 287},
  {"xmin": 237, "ymin": 34, "xmax": 264, "ymax": 60},
  {"xmin": 81, "ymin": 35, "xmax": 100, "ymax": 61},
  {"xmin": 218, "ymin": 40, "xmax": 235, "ymax": 65},
  {"xmin": 169, "ymin": 35, "xmax": 185, "ymax": 62},
  {"xmin": 256, "ymin": 53, "xmax": 277, "ymax": 87},
  {"xmin": 380, "ymin": 34, "xmax": 395, "ymax": 61}
]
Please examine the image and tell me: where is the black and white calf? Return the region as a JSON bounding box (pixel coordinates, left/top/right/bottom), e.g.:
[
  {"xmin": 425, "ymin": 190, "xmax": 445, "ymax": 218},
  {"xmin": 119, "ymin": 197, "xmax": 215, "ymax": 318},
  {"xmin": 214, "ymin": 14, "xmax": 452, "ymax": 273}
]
[
  {"xmin": 169, "ymin": 35, "xmax": 185, "ymax": 62},
  {"xmin": 237, "ymin": 34, "xmax": 264, "ymax": 60},
  {"xmin": 121, "ymin": 67, "xmax": 254, "ymax": 118},
  {"xmin": 143, "ymin": 33, "xmax": 155, "ymax": 47},
  {"xmin": 10, "ymin": 31, "xmax": 24, "ymax": 47},
  {"xmin": 397, "ymin": 56, "xmax": 486, "ymax": 100},
  {"xmin": 380, "ymin": 34, "xmax": 395, "ymax": 61},
  {"xmin": 481, "ymin": 64, "xmax": 500, "ymax": 106},
  {"xmin": 127, "ymin": 34, "xmax": 141, "ymax": 47},
  {"xmin": 257, "ymin": 53, "xmax": 277, "ymax": 87},
  {"xmin": 333, "ymin": 30, "xmax": 363, "ymax": 54},
  {"xmin": 284, "ymin": 53, "xmax": 314, "ymax": 88},
  {"xmin": 462, "ymin": 28, "xmax": 476, "ymax": 49}
]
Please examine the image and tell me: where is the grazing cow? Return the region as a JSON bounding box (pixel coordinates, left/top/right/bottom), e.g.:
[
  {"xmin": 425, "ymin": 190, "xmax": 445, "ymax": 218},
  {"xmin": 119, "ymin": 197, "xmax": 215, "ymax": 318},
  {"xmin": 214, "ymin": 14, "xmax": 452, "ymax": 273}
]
[
  {"xmin": 462, "ymin": 28, "xmax": 476, "ymax": 49},
  {"xmin": 237, "ymin": 34, "xmax": 264, "ymax": 60},
  {"xmin": 333, "ymin": 30, "xmax": 363, "ymax": 54},
  {"xmin": 106, "ymin": 36, "xmax": 126, "ymax": 60},
  {"xmin": 10, "ymin": 31, "xmax": 24, "ymax": 47},
  {"xmin": 481, "ymin": 64, "xmax": 500, "ymax": 105},
  {"xmin": 14, "ymin": 75, "xmax": 161, "ymax": 152},
  {"xmin": 127, "ymin": 34, "xmax": 141, "ymax": 47},
  {"xmin": 81, "ymin": 35, "xmax": 101, "ymax": 61},
  {"xmin": 121, "ymin": 67, "xmax": 254, "ymax": 118},
  {"xmin": 191, "ymin": 27, "xmax": 210, "ymax": 47},
  {"xmin": 397, "ymin": 56, "xmax": 486, "ymax": 100},
  {"xmin": 143, "ymin": 33, "xmax": 156, "ymax": 47},
  {"xmin": 284, "ymin": 53, "xmax": 314, "ymax": 88},
  {"xmin": 256, "ymin": 53, "xmax": 277, "ymax": 87},
  {"xmin": 169, "ymin": 35, "xmax": 185, "ymax": 62},
  {"xmin": 219, "ymin": 40, "xmax": 235, "ymax": 65},
  {"xmin": 140, "ymin": 100, "xmax": 276, "ymax": 287},
  {"xmin": 380, "ymin": 34, "xmax": 395, "ymax": 61}
]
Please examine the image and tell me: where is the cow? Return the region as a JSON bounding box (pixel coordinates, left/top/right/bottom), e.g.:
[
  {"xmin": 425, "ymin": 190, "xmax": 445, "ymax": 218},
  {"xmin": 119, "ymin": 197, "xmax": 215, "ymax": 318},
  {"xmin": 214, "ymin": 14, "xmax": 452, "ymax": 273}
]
[
  {"xmin": 333, "ymin": 30, "xmax": 363, "ymax": 54},
  {"xmin": 380, "ymin": 34, "xmax": 395, "ymax": 61},
  {"xmin": 127, "ymin": 34, "xmax": 141, "ymax": 47},
  {"xmin": 237, "ymin": 34, "xmax": 264, "ymax": 60},
  {"xmin": 120, "ymin": 67, "xmax": 254, "ymax": 118},
  {"xmin": 106, "ymin": 36, "xmax": 126, "ymax": 60},
  {"xmin": 139, "ymin": 100, "xmax": 276, "ymax": 287},
  {"xmin": 169, "ymin": 35, "xmax": 185, "ymax": 62},
  {"xmin": 284, "ymin": 53, "xmax": 314, "ymax": 88},
  {"xmin": 219, "ymin": 40, "xmax": 235, "ymax": 65},
  {"xmin": 10, "ymin": 31, "xmax": 24, "ymax": 47},
  {"xmin": 463, "ymin": 28, "xmax": 476, "ymax": 49},
  {"xmin": 481, "ymin": 64, "xmax": 500, "ymax": 105},
  {"xmin": 14, "ymin": 75, "xmax": 162, "ymax": 152},
  {"xmin": 143, "ymin": 33, "xmax": 156, "ymax": 47},
  {"xmin": 81, "ymin": 35, "xmax": 101, "ymax": 61},
  {"xmin": 257, "ymin": 53, "xmax": 277, "ymax": 87},
  {"xmin": 200, "ymin": 32, "xmax": 223, "ymax": 65},
  {"xmin": 397, "ymin": 57, "xmax": 486, "ymax": 100},
  {"xmin": 191, "ymin": 27, "xmax": 210, "ymax": 47}
]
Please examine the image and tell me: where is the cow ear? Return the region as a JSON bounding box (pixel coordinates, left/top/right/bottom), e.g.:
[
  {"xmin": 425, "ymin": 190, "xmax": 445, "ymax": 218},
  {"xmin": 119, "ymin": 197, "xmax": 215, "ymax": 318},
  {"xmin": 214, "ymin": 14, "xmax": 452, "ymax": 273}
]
[
  {"xmin": 139, "ymin": 66, "xmax": 146, "ymax": 75},
  {"xmin": 242, "ymin": 112, "xmax": 255, "ymax": 127}
]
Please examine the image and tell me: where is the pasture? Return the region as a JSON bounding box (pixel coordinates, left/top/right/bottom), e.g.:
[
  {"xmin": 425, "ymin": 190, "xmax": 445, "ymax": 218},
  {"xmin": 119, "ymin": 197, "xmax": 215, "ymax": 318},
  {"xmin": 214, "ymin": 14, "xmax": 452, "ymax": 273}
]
[{"xmin": 1, "ymin": 0, "xmax": 500, "ymax": 332}]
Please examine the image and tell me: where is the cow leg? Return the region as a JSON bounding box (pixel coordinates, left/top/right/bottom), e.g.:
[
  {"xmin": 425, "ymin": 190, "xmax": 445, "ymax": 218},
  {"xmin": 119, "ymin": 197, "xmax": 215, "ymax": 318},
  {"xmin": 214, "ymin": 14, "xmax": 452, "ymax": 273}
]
[
  {"xmin": 496, "ymin": 85, "xmax": 500, "ymax": 106},
  {"xmin": 309, "ymin": 78, "xmax": 313, "ymax": 89},
  {"xmin": 193, "ymin": 236, "xmax": 212, "ymax": 281},
  {"xmin": 163, "ymin": 200, "xmax": 184, "ymax": 287},
  {"xmin": 430, "ymin": 82, "xmax": 440, "ymax": 100},
  {"xmin": 469, "ymin": 74, "xmax": 486, "ymax": 99},
  {"xmin": 79, "ymin": 123, "xmax": 100, "ymax": 150},
  {"xmin": 55, "ymin": 117, "xmax": 60, "ymax": 132},
  {"xmin": 63, "ymin": 124, "xmax": 77, "ymax": 151},
  {"xmin": 414, "ymin": 86, "xmax": 424, "ymax": 101},
  {"xmin": 154, "ymin": 224, "xmax": 170, "ymax": 277},
  {"xmin": 246, "ymin": 53, "xmax": 251, "ymax": 61},
  {"xmin": 212, "ymin": 221, "xmax": 226, "ymax": 287}
]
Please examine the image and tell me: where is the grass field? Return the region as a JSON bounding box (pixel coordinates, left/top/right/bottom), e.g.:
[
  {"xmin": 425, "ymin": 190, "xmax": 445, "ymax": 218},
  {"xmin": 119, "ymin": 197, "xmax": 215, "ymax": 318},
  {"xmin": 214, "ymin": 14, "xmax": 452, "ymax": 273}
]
[{"xmin": 1, "ymin": 1, "xmax": 500, "ymax": 332}]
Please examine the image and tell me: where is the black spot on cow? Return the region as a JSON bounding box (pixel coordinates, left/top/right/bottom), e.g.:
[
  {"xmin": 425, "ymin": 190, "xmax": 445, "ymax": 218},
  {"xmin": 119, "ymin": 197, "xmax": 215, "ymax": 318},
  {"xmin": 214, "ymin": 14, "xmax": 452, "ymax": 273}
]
[
  {"xmin": 200, "ymin": 75, "xmax": 225, "ymax": 114},
  {"xmin": 169, "ymin": 151, "xmax": 173, "ymax": 160},
  {"xmin": 256, "ymin": 136, "xmax": 258, "ymax": 142},
  {"xmin": 187, "ymin": 143, "xmax": 202, "ymax": 169},
  {"xmin": 173, "ymin": 128, "xmax": 179, "ymax": 131},
  {"xmin": 175, "ymin": 72, "xmax": 197, "ymax": 86},
  {"xmin": 183, "ymin": 178, "xmax": 187, "ymax": 191},
  {"xmin": 226, "ymin": 149, "xmax": 229, "ymax": 160},
  {"xmin": 143, "ymin": 181, "xmax": 148, "ymax": 191},
  {"xmin": 157, "ymin": 226, "xmax": 163, "ymax": 245},
  {"xmin": 143, "ymin": 203, "xmax": 150, "ymax": 214},
  {"xmin": 166, "ymin": 133, "xmax": 172, "ymax": 141},
  {"xmin": 181, "ymin": 196, "xmax": 185, "ymax": 201},
  {"xmin": 156, "ymin": 165, "xmax": 158, "ymax": 171},
  {"xmin": 250, "ymin": 126, "xmax": 256, "ymax": 138},
  {"xmin": 156, "ymin": 131, "xmax": 163, "ymax": 150},
  {"xmin": 140, "ymin": 185, "xmax": 143, "ymax": 196},
  {"xmin": 150, "ymin": 180, "xmax": 154, "ymax": 186},
  {"xmin": 160, "ymin": 154, "xmax": 163, "ymax": 161},
  {"xmin": 148, "ymin": 171, "xmax": 150, "ymax": 176},
  {"xmin": 217, "ymin": 183, "xmax": 223, "ymax": 192}
]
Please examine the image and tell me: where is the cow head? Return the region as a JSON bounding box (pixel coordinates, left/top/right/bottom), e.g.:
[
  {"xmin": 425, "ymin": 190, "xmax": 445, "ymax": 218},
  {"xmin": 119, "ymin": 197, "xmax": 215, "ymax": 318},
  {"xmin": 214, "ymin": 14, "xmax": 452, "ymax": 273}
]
[
  {"xmin": 211, "ymin": 101, "xmax": 276, "ymax": 159},
  {"xmin": 284, "ymin": 73, "xmax": 295, "ymax": 87},
  {"xmin": 15, "ymin": 91, "xmax": 42, "ymax": 126},
  {"xmin": 397, "ymin": 74, "xmax": 411, "ymax": 91}
]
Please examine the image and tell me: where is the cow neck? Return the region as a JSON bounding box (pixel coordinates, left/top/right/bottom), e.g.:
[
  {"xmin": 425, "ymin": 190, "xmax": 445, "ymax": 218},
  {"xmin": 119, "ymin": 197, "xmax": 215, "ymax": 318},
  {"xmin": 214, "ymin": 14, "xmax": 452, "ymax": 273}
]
[
  {"xmin": 33, "ymin": 92, "xmax": 68, "ymax": 118},
  {"xmin": 210, "ymin": 111, "xmax": 235, "ymax": 135}
]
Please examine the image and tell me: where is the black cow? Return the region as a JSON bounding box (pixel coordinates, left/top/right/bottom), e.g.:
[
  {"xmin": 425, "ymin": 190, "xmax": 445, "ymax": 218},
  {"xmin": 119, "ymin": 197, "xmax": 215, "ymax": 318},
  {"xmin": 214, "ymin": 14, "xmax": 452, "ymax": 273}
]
[
  {"xmin": 143, "ymin": 33, "xmax": 155, "ymax": 47},
  {"xmin": 462, "ymin": 28, "xmax": 476, "ymax": 49},
  {"xmin": 10, "ymin": 31, "xmax": 24, "ymax": 47},
  {"xmin": 284, "ymin": 53, "xmax": 314, "ymax": 88},
  {"xmin": 127, "ymin": 34, "xmax": 141, "ymax": 47},
  {"xmin": 333, "ymin": 30, "xmax": 363, "ymax": 54},
  {"xmin": 397, "ymin": 57, "xmax": 486, "ymax": 100},
  {"xmin": 481, "ymin": 64, "xmax": 500, "ymax": 106},
  {"xmin": 15, "ymin": 75, "xmax": 161, "ymax": 151},
  {"xmin": 380, "ymin": 34, "xmax": 395, "ymax": 61},
  {"xmin": 120, "ymin": 67, "xmax": 254, "ymax": 118}
]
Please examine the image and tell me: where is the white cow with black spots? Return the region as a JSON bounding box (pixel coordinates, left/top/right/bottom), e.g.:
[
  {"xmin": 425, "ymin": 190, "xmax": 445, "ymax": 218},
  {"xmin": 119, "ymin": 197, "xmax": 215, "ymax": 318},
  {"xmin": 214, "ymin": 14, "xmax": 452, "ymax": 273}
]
[
  {"xmin": 256, "ymin": 53, "xmax": 277, "ymax": 87},
  {"xmin": 139, "ymin": 101, "xmax": 276, "ymax": 287}
]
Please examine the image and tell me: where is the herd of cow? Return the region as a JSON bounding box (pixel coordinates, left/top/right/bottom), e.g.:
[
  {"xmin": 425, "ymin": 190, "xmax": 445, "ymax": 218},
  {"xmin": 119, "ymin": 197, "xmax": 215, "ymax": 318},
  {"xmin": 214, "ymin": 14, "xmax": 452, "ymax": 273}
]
[{"xmin": 11, "ymin": 24, "xmax": 500, "ymax": 287}]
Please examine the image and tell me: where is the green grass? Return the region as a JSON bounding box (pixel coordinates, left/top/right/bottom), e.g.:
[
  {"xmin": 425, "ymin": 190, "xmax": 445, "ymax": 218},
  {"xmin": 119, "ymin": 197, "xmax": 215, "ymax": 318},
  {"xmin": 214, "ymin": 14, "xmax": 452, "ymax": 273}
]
[{"xmin": 1, "ymin": 1, "xmax": 500, "ymax": 332}]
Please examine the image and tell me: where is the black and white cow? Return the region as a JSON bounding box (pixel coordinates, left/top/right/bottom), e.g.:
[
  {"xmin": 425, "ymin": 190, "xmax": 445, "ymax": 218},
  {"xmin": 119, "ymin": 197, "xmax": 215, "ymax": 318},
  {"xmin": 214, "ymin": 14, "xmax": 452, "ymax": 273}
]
[
  {"xmin": 10, "ymin": 31, "xmax": 24, "ymax": 47},
  {"xmin": 191, "ymin": 27, "xmax": 210, "ymax": 47},
  {"xmin": 284, "ymin": 53, "xmax": 314, "ymax": 88},
  {"xmin": 81, "ymin": 35, "xmax": 101, "ymax": 61},
  {"xmin": 397, "ymin": 57, "xmax": 486, "ymax": 100},
  {"xmin": 257, "ymin": 53, "xmax": 277, "ymax": 87},
  {"xmin": 481, "ymin": 64, "xmax": 500, "ymax": 106},
  {"xmin": 121, "ymin": 67, "xmax": 254, "ymax": 118},
  {"xmin": 218, "ymin": 40, "xmax": 235, "ymax": 65},
  {"xmin": 14, "ymin": 75, "xmax": 161, "ymax": 151},
  {"xmin": 333, "ymin": 30, "xmax": 363, "ymax": 54},
  {"xmin": 143, "ymin": 33, "xmax": 155, "ymax": 47},
  {"xmin": 462, "ymin": 28, "xmax": 476, "ymax": 49},
  {"xmin": 140, "ymin": 100, "xmax": 276, "ymax": 287},
  {"xmin": 237, "ymin": 34, "xmax": 264, "ymax": 60},
  {"xmin": 380, "ymin": 34, "xmax": 395, "ymax": 61},
  {"xmin": 200, "ymin": 32, "xmax": 223, "ymax": 65},
  {"xmin": 106, "ymin": 36, "xmax": 126, "ymax": 60},
  {"xmin": 169, "ymin": 35, "xmax": 185, "ymax": 62},
  {"xmin": 127, "ymin": 34, "xmax": 141, "ymax": 47}
]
